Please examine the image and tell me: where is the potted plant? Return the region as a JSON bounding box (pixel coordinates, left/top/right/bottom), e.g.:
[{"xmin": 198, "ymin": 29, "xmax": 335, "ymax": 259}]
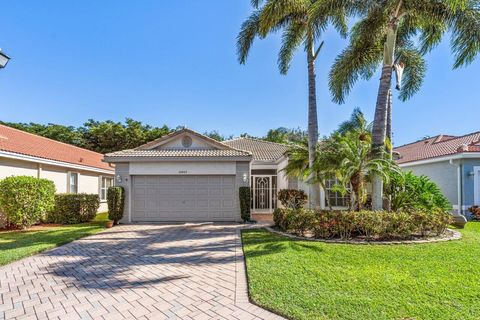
[{"xmin": 106, "ymin": 220, "xmax": 114, "ymax": 228}]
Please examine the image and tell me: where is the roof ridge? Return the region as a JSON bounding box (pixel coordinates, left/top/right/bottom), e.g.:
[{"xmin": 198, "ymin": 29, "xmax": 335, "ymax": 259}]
[
  {"xmin": 394, "ymin": 135, "xmax": 441, "ymax": 149},
  {"xmin": 0, "ymin": 124, "xmax": 105, "ymax": 156}
]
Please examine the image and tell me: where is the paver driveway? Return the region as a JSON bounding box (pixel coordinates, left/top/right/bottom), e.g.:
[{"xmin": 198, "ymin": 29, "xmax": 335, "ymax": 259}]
[{"xmin": 0, "ymin": 224, "xmax": 284, "ymax": 320}]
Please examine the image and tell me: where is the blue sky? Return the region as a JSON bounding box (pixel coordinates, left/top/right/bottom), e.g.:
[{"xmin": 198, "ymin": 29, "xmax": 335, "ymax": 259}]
[{"xmin": 1, "ymin": 1, "xmax": 479, "ymax": 146}]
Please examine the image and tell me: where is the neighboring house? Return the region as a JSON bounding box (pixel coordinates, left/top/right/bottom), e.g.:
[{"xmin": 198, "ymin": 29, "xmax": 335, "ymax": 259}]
[
  {"xmin": 0, "ymin": 124, "xmax": 115, "ymax": 214},
  {"xmin": 104, "ymin": 128, "xmax": 346, "ymax": 223},
  {"xmin": 394, "ymin": 132, "xmax": 480, "ymax": 216}
]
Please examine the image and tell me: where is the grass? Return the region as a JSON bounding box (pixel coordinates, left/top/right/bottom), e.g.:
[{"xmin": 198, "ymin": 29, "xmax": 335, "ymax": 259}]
[
  {"xmin": 0, "ymin": 213, "xmax": 109, "ymax": 266},
  {"xmin": 242, "ymin": 223, "xmax": 480, "ymax": 320}
]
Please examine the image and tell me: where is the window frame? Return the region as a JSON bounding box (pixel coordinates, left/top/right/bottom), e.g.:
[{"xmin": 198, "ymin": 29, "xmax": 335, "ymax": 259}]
[
  {"xmin": 100, "ymin": 176, "xmax": 113, "ymax": 201},
  {"xmin": 68, "ymin": 172, "xmax": 79, "ymax": 194},
  {"xmin": 324, "ymin": 178, "xmax": 350, "ymax": 208}
]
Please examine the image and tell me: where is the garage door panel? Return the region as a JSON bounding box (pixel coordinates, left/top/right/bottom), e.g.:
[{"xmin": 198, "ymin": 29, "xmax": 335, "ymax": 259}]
[{"xmin": 132, "ymin": 175, "xmax": 236, "ymax": 222}]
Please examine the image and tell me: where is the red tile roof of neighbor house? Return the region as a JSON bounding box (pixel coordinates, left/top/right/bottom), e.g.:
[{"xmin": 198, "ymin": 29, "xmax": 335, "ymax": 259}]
[
  {"xmin": 394, "ymin": 132, "xmax": 480, "ymax": 164},
  {"xmin": 0, "ymin": 124, "xmax": 114, "ymax": 172}
]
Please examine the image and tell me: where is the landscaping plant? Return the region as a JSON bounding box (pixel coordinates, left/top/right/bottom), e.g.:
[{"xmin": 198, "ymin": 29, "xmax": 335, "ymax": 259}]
[
  {"xmin": 107, "ymin": 186, "xmax": 125, "ymax": 224},
  {"xmin": 49, "ymin": 194, "xmax": 100, "ymax": 224},
  {"xmin": 0, "ymin": 176, "xmax": 56, "ymax": 228},
  {"xmin": 277, "ymin": 189, "xmax": 308, "ymax": 209},
  {"xmin": 239, "ymin": 186, "xmax": 251, "ymax": 222}
]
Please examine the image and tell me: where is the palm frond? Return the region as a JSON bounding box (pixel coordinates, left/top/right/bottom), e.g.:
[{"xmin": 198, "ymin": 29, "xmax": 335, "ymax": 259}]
[
  {"xmin": 278, "ymin": 21, "xmax": 307, "ymax": 74},
  {"xmin": 396, "ymin": 47, "xmax": 427, "ymax": 101},
  {"xmin": 257, "ymin": 0, "xmax": 309, "ymax": 37},
  {"xmin": 450, "ymin": 0, "xmax": 480, "ymax": 68},
  {"xmin": 237, "ymin": 10, "xmax": 261, "ymax": 64}
]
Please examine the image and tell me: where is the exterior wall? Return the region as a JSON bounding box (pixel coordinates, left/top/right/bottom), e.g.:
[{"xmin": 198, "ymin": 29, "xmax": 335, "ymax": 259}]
[
  {"xmin": 42, "ymin": 165, "xmax": 68, "ymax": 193},
  {"xmin": 114, "ymin": 163, "xmax": 131, "ymax": 224},
  {"xmin": 0, "ymin": 157, "xmax": 38, "ymax": 179},
  {"xmin": 276, "ymin": 158, "xmax": 289, "ymax": 191},
  {"xmin": 130, "ymin": 162, "xmax": 236, "ymax": 175},
  {"xmin": 401, "ymin": 160, "xmax": 458, "ymax": 209}
]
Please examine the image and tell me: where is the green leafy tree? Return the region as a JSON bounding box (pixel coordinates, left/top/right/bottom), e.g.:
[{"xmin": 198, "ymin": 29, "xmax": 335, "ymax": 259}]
[
  {"xmin": 264, "ymin": 127, "xmax": 307, "ymax": 144},
  {"xmin": 323, "ymin": 0, "xmax": 480, "ymax": 210},
  {"xmin": 237, "ymin": 0, "xmax": 349, "ymax": 208},
  {"xmin": 203, "ymin": 130, "xmax": 233, "ymax": 142}
]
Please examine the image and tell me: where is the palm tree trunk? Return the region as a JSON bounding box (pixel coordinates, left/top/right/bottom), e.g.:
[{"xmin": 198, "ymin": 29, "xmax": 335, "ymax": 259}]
[
  {"xmin": 307, "ymin": 39, "xmax": 321, "ymax": 208},
  {"xmin": 386, "ymin": 89, "xmax": 393, "ymax": 158},
  {"xmin": 371, "ymin": 23, "xmax": 397, "ymax": 211}
]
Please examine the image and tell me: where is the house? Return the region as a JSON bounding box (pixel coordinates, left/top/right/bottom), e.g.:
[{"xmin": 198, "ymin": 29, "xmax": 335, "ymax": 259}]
[
  {"xmin": 394, "ymin": 132, "xmax": 480, "ymax": 216},
  {"xmin": 105, "ymin": 128, "xmax": 347, "ymax": 223},
  {"xmin": 0, "ymin": 124, "xmax": 115, "ymax": 213}
]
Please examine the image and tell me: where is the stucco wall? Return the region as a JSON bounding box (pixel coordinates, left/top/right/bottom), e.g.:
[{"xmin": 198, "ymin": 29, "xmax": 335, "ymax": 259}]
[
  {"xmin": 401, "ymin": 160, "xmax": 458, "ymax": 206},
  {"xmin": 114, "ymin": 163, "xmax": 131, "ymax": 224},
  {"xmin": 0, "ymin": 157, "xmax": 38, "ymax": 179}
]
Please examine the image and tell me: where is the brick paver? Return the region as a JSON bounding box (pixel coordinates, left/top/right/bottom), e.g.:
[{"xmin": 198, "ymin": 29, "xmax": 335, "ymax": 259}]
[{"xmin": 0, "ymin": 224, "xmax": 284, "ymax": 320}]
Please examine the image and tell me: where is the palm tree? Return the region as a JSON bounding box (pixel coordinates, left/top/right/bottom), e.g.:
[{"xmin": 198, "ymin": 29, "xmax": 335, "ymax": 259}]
[
  {"xmin": 237, "ymin": 0, "xmax": 348, "ymax": 208},
  {"xmin": 324, "ymin": 0, "xmax": 480, "ymax": 210}
]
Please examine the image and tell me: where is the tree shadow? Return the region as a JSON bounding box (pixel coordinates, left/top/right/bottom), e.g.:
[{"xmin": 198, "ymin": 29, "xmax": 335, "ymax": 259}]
[{"xmin": 41, "ymin": 224, "xmax": 241, "ymax": 290}]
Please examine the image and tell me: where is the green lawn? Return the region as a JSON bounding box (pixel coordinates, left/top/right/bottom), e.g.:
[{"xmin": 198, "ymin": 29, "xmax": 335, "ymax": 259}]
[
  {"xmin": 242, "ymin": 224, "xmax": 480, "ymax": 320},
  {"xmin": 0, "ymin": 213, "xmax": 108, "ymax": 266}
]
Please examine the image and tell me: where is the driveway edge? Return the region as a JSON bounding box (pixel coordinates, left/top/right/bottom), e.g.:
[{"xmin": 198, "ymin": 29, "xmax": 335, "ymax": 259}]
[{"xmin": 234, "ymin": 227, "xmax": 287, "ymax": 320}]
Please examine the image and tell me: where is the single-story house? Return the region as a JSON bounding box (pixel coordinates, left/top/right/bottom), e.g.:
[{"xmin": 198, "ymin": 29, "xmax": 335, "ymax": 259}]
[
  {"xmin": 0, "ymin": 124, "xmax": 115, "ymax": 214},
  {"xmin": 104, "ymin": 128, "xmax": 347, "ymax": 223},
  {"xmin": 394, "ymin": 132, "xmax": 480, "ymax": 216}
]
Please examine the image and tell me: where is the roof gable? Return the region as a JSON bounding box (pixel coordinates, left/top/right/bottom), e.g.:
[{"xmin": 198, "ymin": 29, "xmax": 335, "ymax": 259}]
[{"xmin": 136, "ymin": 128, "xmax": 232, "ymax": 151}]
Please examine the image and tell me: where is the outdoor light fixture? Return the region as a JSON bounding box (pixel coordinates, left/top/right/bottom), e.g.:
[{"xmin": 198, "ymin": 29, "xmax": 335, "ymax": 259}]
[
  {"xmin": 116, "ymin": 174, "xmax": 122, "ymax": 183},
  {"xmin": 0, "ymin": 50, "xmax": 10, "ymax": 68},
  {"xmin": 242, "ymin": 172, "xmax": 248, "ymax": 183}
]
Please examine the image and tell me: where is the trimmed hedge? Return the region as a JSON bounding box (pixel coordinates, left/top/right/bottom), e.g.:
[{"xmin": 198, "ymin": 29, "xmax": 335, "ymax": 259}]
[
  {"xmin": 277, "ymin": 189, "xmax": 308, "ymax": 209},
  {"xmin": 0, "ymin": 176, "xmax": 56, "ymax": 228},
  {"xmin": 48, "ymin": 194, "xmax": 100, "ymax": 224},
  {"xmin": 239, "ymin": 187, "xmax": 251, "ymax": 222},
  {"xmin": 273, "ymin": 208, "xmax": 453, "ymax": 240},
  {"xmin": 107, "ymin": 186, "xmax": 125, "ymax": 224}
]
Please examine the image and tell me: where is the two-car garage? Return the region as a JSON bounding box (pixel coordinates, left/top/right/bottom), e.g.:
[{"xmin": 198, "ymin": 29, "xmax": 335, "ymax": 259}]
[{"xmin": 131, "ymin": 175, "xmax": 236, "ymax": 222}]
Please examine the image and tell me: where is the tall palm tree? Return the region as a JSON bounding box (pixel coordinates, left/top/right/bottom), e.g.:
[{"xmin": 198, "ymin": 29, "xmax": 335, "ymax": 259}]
[
  {"xmin": 323, "ymin": 0, "xmax": 480, "ymax": 210},
  {"xmin": 237, "ymin": 0, "xmax": 348, "ymax": 208}
]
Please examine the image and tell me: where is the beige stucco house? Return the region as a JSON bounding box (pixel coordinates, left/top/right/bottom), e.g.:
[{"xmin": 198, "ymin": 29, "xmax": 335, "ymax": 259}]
[
  {"xmin": 104, "ymin": 128, "xmax": 347, "ymax": 223},
  {"xmin": 0, "ymin": 124, "xmax": 115, "ymax": 214}
]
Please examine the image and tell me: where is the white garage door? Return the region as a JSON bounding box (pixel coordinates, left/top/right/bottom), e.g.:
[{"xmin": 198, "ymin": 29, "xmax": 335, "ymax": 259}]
[{"xmin": 132, "ymin": 175, "xmax": 236, "ymax": 222}]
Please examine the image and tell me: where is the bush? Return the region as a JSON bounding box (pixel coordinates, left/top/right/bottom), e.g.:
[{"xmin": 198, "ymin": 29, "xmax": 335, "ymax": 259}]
[
  {"xmin": 468, "ymin": 206, "xmax": 480, "ymax": 221},
  {"xmin": 278, "ymin": 189, "xmax": 308, "ymax": 209},
  {"xmin": 49, "ymin": 194, "xmax": 100, "ymax": 224},
  {"xmin": 239, "ymin": 187, "xmax": 251, "ymax": 222},
  {"xmin": 385, "ymin": 171, "xmax": 451, "ymax": 212},
  {"xmin": 274, "ymin": 208, "xmax": 453, "ymax": 240},
  {"xmin": 107, "ymin": 187, "xmax": 125, "ymax": 224},
  {"xmin": 0, "ymin": 176, "xmax": 56, "ymax": 228}
]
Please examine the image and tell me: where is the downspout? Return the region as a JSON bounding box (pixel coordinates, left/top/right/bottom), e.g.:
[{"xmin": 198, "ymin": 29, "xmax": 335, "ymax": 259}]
[{"xmin": 449, "ymin": 159, "xmax": 463, "ymax": 215}]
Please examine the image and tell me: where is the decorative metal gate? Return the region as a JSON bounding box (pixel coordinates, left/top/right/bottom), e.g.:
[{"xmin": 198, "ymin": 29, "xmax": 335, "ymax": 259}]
[{"xmin": 251, "ymin": 175, "xmax": 277, "ymax": 213}]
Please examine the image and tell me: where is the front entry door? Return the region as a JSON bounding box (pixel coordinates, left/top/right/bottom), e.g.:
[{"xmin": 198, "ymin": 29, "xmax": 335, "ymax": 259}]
[{"xmin": 252, "ymin": 175, "xmax": 277, "ymax": 213}]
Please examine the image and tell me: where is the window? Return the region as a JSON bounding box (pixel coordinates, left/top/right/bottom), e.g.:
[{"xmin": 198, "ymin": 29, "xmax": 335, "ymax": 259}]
[
  {"xmin": 100, "ymin": 177, "xmax": 113, "ymax": 201},
  {"xmin": 69, "ymin": 172, "xmax": 78, "ymax": 194},
  {"xmin": 325, "ymin": 178, "xmax": 350, "ymax": 207}
]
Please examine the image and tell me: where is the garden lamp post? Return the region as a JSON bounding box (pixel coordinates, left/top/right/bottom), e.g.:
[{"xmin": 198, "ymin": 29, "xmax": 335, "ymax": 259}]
[{"xmin": 0, "ymin": 50, "xmax": 10, "ymax": 68}]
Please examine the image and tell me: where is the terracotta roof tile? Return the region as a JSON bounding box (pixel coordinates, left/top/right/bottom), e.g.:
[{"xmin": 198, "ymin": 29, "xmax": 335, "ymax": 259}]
[
  {"xmin": 223, "ymin": 138, "xmax": 288, "ymax": 161},
  {"xmin": 0, "ymin": 124, "xmax": 113, "ymax": 171},
  {"xmin": 394, "ymin": 132, "xmax": 480, "ymax": 164}
]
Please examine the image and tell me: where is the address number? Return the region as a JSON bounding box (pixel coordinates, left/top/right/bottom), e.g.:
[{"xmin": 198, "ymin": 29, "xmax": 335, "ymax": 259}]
[{"xmin": 178, "ymin": 170, "xmax": 188, "ymax": 174}]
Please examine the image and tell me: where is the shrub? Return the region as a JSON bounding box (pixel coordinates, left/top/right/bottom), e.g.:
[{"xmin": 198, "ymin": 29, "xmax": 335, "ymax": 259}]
[
  {"xmin": 0, "ymin": 176, "xmax": 56, "ymax": 228},
  {"xmin": 278, "ymin": 189, "xmax": 308, "ymax": 209},
  {"xmin": 239, "ymin": 187, "xmax": 251, "ymax": 222},
  {"xmin": 49, "ymin": 194, "xmax": 100, "ymax": 224},
  {"xmin": 386, "ymin": 171, "xmax": 451, "ymax": 212},
  {"xmin": 274, "ymin": 208, "xmax": 453, "ymax": 240},
  {"xmin": 107, "ymin": 187, "xmax": 125, "ymax": 224}
]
